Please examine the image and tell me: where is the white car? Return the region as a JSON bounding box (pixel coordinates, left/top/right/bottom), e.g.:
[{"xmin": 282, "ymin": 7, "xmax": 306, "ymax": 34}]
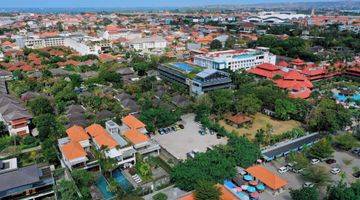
[
  {"xmin": 303, "ymin": 182, "xmax": 314, "ymax": 188},
  {"xmin": 311, "ymin": 158, "xmax": 320, "ymax": 165},
  {"xmin": 278, "ymin": 166, "xmax": 288, "ymax": 174},
  {"xmin": 331, "ymin": 168, "xmax": 341, "ymax": 174}
]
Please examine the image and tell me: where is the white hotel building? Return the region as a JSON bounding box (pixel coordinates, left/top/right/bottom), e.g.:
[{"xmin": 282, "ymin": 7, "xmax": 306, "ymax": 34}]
[{"xmin": 194, "ymin": 47, "xmax": 276, "ymax": 71}]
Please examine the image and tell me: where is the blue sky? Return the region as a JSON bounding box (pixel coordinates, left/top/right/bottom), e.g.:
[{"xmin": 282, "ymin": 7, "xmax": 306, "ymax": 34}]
[{"xmin": 1, "ymin": 0, "xmax": 333, "ymax": 8}]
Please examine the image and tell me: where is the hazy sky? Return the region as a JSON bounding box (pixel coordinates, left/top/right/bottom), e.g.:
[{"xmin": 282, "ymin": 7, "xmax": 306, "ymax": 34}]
[{"xmin": 1, "ymin": 0, "xmax": 333, "ymax": 8}]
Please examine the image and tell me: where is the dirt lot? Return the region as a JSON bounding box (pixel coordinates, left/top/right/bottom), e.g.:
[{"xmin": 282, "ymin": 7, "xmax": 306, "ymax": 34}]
[{"xmin": 218, "ymin": 113, "xmax": 301, "ymax": 139}]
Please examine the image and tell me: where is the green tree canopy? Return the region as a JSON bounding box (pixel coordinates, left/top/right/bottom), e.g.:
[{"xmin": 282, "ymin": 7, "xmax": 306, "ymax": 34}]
[
  {"xmin": 210, "ymin": 39, "xmax": 222, "ymax": 50},
  {"xmin": 307, "ymin": 138, "xmax": 334, "ymax": 159},
  {"xmin": 275, "ymin": 98, "xmax": 296, "ymax": 120},
  {"xmin": 235, "ymin": 94, "xmax": 262, "ymax": 115},
  {"xmin": 308, "ymin": 98, "xmax": 351, "ymax": 132},
  {"xmin": 28, "ymin": 97, "xmax": 54, "ymax": 116},
  {"xmin": 290, "ymin": 187, "xmax": 319, "ymax": 200},
  {"xmin": 194, "ymin": 180, "xmax": 221, "ymax": 200}
]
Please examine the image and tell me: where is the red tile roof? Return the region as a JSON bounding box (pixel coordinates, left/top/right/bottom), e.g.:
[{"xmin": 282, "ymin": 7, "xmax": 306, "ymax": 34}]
[
  {"xmin": 122, "ymin": 114, "xmax": 146, "ymax": 130},
  {"xmin": 66, "ymin": 125, "xmax": 89, "ymax": 142},
  {"xmin": 86, "ymin": 124, "xmax": 118, "ymax": 149},
  {"xmin": 246, "ymin": 165, "xmax": 287, "ymax": 190},
  {"xmin": 61, "ymin": 142, "xmax": 87, "ymax": 161}
]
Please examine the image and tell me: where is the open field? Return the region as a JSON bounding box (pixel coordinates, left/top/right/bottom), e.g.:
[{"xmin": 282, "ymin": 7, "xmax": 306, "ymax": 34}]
[{"xmin": 218, "ymin": 113, "xmax": 301, "ymax": 139}]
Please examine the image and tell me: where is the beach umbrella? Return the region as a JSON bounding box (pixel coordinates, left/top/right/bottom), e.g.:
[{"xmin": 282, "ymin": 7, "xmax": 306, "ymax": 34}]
[
  {"xmin": 256, "ymin": 183, "xmax": 265, "ymax": 191},
  {"xmin": 246, "ymin": 186, "xmax": 256, "ymax": 193},
  {"xmin": 249, "ymin": 180, "xmax": 258, "ymax": 186},
  {"xmin": 243, "ymin": 175, "xmax": 253, "ymax": 181},
  {"xmin": 241, "ymin": 185, "xmax": 248, "ymax": 190},
  {"xmin": 250, "ymin": 192, "xmax": 260, "ymax": 199}
]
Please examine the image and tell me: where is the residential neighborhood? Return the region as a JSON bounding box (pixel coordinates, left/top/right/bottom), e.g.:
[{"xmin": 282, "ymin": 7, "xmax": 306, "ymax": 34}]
[{"xmin": 0, "ymin": 1, "xmax": 359, "ymax": 200}]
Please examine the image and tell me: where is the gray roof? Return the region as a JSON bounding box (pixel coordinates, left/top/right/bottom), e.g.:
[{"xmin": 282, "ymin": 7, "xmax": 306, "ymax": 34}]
[
  {"xmin": 196, "ymin": 69, "xmax": 218, "ymax": 79},
  {"xmin": 0, "ymin": 95, "xmax": 31, "ymax": 122},
  {"xmin": 0, "ymin": 164, "xmax": 40, "ymax": 192}
]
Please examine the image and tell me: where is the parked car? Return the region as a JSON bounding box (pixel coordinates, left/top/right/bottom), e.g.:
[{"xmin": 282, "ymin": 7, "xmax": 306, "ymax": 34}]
[
  {"xmin": 286, "ymin": 163, "xmax": 294, "ymax": 170},
  {"xmin": 303, "ymin": 182, "xmax": 314, "ymax": 188},
  {"xmin": 278, "ymin": 166, "xmax": 288, "ymax": 174},
  {"xmin": 351, "ymin": 148, "xmax": 360, "ymax": 155},
  {"xmin": 353, "ymin": 171, "xmax": 360, "ymax": 178},
  {"xmin": 325, "ymin": 158, "xmax": 337, "ymax": 164},
  {"xmin": 311, "ymin": 159, "xmax": 320, "ymax": 165},
  {"xmin": 292, "ymin": 168, "xmax": 304, "ymax": 174},
  {"xmin": 178, "ymin": 124, "xmax": 184, "ymax": 129},
  {"xmin": 331, "ymin": 168, "xmax": 341, "ymax": 174},
  {"xmin": 165, "ymin": 128, "xmax": 171, "ymax": 134},
  {"xmin": 170, "ymin": 126, "xmax": 176, "ymax": 131}
]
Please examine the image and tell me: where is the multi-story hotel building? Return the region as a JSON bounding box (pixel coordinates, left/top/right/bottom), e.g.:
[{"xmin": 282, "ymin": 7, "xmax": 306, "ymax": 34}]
[{"xmin": 193, "ymin": 47, "xmax": 276, "ymax": 71}]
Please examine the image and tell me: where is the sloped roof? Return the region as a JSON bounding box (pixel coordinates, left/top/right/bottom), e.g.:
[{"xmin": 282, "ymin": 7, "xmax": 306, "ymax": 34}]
[
  {"xmin": 246, "ymin": 165, "xmax": 287, "ymax": 190},
  {"xmin": 122, "ymin": 114, "xmax": 146, "ymax": 129},
  {"xmin": 86, "ymin": 124, "xmax": 118, "ymax": 149},
  {"xmin": 0, "ymin": 164, "xmax": 40, "ymax": 192},
  {"xmin": 66, "ymin": 125, "xmax": 89, "ymax": 142},
  {"xmin": 123, "ymin": 129, "xmax": 149, "ymax": 145},
  {"xmin": 61, "ymin": 141, "xmax": 87, "ymax": 161}
]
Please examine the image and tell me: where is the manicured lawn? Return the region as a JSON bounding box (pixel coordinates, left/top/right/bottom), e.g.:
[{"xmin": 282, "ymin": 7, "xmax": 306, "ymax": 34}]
[{"xmin": 219, "ymin": 113, "xmax": 302, "ymax": 139}]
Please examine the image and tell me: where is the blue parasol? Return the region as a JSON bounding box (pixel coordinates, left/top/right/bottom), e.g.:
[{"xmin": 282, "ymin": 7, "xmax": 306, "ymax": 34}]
[{"xmin": 243, "ymin": 175, "xmax": 253, "ymax": 181}]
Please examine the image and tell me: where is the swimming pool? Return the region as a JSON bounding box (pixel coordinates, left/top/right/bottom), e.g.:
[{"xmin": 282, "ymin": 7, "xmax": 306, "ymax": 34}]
[
  {"xmin": 334, "ymin": 93, "xmax": 360, "ymax": 102},
  {"xmin": 96, "ymin": 175, "xmax": 115, "ymax": 200},
  {"xmin": 172, "ymin": 62, "xmax": 195, "ymax": 73},
  {"xmin": 112, "ymin": 169, "xmax": 134, "ymax": 192}
]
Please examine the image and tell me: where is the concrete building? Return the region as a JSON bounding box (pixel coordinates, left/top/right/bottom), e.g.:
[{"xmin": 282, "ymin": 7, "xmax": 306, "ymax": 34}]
[
  {"xmin": 158, "ymin": 62, "xmax": 233, "ymax": 96},
  {"xmin": 194, "ymin": 48, "xmax": 276, "ymax": 71},
  {"xmin": 129, "ymin": 36, "xmax": 167, "ymax": 52},
  {"xmin": 17, "ymin": 36, "xmax": 65, "ymax": 49}
]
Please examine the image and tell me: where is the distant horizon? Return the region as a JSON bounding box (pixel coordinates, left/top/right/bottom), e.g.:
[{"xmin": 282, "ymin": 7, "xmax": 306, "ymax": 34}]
[{"xmin": 0, "ymin": 0, "xmax": 348, "ymax": 8}]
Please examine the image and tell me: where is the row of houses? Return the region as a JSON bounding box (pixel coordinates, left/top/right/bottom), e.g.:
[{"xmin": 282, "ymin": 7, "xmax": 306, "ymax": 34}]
[{"xmin": 58, "ymin": 114, "xmax": 160, "ymax": 171}]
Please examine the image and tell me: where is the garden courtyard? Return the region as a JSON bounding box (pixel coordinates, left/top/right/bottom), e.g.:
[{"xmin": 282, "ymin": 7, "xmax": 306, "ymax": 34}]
[{"xmin": 218, "ymin": 113, "xmax": 302, "ymax": 139}]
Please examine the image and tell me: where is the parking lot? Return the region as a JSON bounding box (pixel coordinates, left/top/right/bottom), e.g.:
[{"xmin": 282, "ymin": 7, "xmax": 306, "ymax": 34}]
[
  {"xmin": 154, "ymin": 113, "xmax": 228, "ymax": 160},
  {"xmin": 259, "ymin": 150, "xmax": 360, "ymax": 200}
]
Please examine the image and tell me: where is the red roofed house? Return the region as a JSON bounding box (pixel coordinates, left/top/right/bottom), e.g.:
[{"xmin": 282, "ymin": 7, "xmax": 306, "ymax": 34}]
[
  {"xmin": 58, "ymin": 125, "xmax": 94, "ymax": 171},
  {"xmin": 121, "ymin": 115, "xmax": 160, "ymax": 156},
  {"xmin": 86, "ymin": 124, "xmax": 136, "ymax": 168},
  {"xmin": 178, "ymin": 184, "xmax": 240, "ymax": 200}
]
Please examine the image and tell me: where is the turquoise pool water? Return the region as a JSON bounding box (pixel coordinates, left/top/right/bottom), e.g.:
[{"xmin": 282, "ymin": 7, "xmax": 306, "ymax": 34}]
[
  {"xmin": 172, "ymin": 62, "xmax": 195, "ymax": 73},
  {"xmin": 112, "ymin": 169, "xmax": 134, "ymax": 191},
  {"xmin": 96, "ymin": 175, "xmax": 115, "ymax": 200},
  {"xmin": 334, "ymin": 93, "xmax": 360, "ymax": 102}
]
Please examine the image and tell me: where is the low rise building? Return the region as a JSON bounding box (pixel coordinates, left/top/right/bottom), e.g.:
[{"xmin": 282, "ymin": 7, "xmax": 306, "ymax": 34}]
[
  {"xmin": 121, "ymin": 115, "xmax": 161, "ymax": 156},
  {"xmin": 0, "ymin": 158, "xmax": 54, "ymax": 199},
  {"xmin": 58, "ymin": 125, "xmax": 98, "ymax": 171},
  {"xmin": 129, "ymin": 36, "xmax": 167, "ymax": 52},
  {"xmin": 86, "ymin": 124, "xmax": 136, "ymax": 169},
  {"xmin": 0, "ymin": 94, "xmax": 32, "ymax": 137}
]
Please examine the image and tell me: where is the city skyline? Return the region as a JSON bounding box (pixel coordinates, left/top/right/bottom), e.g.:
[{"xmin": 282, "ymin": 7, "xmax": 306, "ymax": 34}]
[{"xmin": 1, "ymin": 0, "xmax": 341, "ymax": 8}]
